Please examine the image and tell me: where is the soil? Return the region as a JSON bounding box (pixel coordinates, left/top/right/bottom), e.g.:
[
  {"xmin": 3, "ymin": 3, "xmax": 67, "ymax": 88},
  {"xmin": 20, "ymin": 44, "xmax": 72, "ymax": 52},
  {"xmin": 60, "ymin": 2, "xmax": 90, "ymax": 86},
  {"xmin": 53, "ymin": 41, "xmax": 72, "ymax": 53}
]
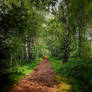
[{"xmin": 11, "ymin": 58, "xmax": 58, "ymax": 92}]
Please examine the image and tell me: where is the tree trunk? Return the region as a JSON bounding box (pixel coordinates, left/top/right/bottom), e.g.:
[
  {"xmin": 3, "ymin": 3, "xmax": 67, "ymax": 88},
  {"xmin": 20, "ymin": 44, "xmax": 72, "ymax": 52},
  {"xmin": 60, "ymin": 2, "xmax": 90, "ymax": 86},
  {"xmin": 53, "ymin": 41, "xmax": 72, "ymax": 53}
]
[
  {"xmin": 79, "ymin": 28, "xmax": 82, "ymax": 57},
  {"xmin": 22, "ymin": 46, "xmax": 24, "ymax": 60},
  {"xmin": 63, "ymin": 16, "xmax": 70, "ymax": 63},
  {"xmin": 60, "ymin": 2, "xmax": 70, "ymax": 63},
  {"xmin": 9, "ymin": 53, "xmax": 13, "ymax": 72},
  {"xmin": 25, "ymin": 35, "xmax": 29, "ymax": 62},
  {"xmin": 79, "ymin": 27, "xmax": 82, "ymax": 57}
]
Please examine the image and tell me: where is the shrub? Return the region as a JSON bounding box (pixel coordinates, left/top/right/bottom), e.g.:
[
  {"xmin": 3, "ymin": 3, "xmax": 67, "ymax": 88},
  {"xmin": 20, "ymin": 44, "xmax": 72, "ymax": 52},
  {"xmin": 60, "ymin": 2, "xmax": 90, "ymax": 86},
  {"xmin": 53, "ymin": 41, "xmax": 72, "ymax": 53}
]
[{"xmin": 59, "ymin": 58, "xmax": 92, "ymax": 92}]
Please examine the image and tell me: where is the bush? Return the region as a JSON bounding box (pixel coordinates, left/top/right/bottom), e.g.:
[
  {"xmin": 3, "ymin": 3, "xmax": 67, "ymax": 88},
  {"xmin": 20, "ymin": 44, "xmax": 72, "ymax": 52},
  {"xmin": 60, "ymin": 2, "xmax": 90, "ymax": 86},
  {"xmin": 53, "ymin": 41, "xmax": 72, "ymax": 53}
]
[{"xmin": 59, "ymin": 58, "xmax": 92, "ymax": 92}]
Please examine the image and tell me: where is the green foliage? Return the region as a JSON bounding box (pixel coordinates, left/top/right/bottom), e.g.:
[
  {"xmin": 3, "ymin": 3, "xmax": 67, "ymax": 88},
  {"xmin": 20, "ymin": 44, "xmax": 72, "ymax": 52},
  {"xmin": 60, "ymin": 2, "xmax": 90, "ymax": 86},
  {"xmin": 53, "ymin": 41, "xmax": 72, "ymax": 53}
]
[
  {"xmin": 49, "ymin": 57, "xmax": 62, "ymax": 73},
  {"xmin": 0, "ymin": 58, "xmax": 42, "ymax": 92},
  {"xmin": 0, "ymin": 0, "xmax": 92, "ymax": 91},
  {"xmin": 30, "ymin": 0, "xmax": 57, "ymax": 8},
  {"xmin": 50, "ymin": 57, "xmax": 92, "ymax": 92},
  {"xmin": 11, "ymin": 58, "xmax": 42, "ymax": 79},
  {"xmin": 56, "ymin": 58, "xmax": 92, "ymax": 92}
]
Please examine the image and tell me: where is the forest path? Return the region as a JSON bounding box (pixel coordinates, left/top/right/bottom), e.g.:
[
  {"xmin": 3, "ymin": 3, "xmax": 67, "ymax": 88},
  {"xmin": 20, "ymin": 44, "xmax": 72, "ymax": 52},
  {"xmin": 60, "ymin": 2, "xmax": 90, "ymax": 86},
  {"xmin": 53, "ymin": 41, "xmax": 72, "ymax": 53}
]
[{"xmin": 11, "ymin": 58, "xmax": 58, "ymax": 92}]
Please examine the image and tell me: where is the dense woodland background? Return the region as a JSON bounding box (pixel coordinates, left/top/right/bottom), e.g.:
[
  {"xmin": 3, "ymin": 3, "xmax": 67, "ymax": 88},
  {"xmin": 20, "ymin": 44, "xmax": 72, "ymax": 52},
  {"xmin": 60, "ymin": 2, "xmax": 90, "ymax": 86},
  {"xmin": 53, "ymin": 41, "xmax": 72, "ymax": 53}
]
[{"xmin": 0, "ymin": 0, "xmax": 92, "ymax": 92}]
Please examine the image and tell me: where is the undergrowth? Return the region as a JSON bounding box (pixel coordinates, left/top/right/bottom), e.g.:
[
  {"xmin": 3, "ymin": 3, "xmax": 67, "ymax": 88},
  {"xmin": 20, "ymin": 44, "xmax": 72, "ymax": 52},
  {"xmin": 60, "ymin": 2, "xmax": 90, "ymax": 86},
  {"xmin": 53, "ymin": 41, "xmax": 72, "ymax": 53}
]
[
  {"xmin": 0, "ymin": 58, "xmax": 42, "ymax": 92},
  {"xmin": 50, "ymin": 57, "xmax": 92, "ymax": 92}
]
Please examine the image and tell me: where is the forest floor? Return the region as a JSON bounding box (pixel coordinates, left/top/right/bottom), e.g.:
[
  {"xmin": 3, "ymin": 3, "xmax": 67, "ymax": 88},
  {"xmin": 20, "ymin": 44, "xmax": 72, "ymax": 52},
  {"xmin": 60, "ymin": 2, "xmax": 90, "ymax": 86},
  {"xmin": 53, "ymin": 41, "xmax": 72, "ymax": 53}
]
[{"xmin": 11, "ymin": 58, "xmax": 72, "ymax": 92}]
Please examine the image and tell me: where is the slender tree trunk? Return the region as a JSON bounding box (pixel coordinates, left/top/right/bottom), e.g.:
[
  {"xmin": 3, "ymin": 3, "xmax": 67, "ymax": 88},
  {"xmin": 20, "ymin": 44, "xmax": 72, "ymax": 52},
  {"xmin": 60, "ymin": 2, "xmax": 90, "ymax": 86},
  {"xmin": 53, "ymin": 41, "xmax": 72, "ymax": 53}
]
[
  {"xmin": 30, "ymin": 37, "xmax": 34, "ymax": 59},
  {"xmin": 79, "ymin": 28, "xmax": 82, "ymax": 57},
  {"xmin": 22, "ymin": 46, "xmax": 24, "ymax": 60},
  {"xmin": 63, "ymin": 16, "xmax": 70, "ymax": 63},
  {"xmin": 10, "ymin": 53, "xmax": 13, "ymax": 72},
  {"xmin": 25, "ymin": 35, "xmax": 29, "ymax": 62},
  {"xmin": 10, "ymin": 53, "xmax": 13, "ymax": 66}
]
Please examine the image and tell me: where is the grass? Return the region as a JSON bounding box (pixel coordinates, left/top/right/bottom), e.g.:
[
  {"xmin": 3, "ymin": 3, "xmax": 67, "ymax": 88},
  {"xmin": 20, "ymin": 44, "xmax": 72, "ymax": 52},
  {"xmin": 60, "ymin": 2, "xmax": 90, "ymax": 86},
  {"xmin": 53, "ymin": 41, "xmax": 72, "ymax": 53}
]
[
  {"xmin": 49, "ymin": 57, "xmax": 72, "ymax": 92},
  {"xmin": 10, "ymin": 58, "xmax": 42, "ymax": 80},
  {"xmin": 49, "ymin": 57, "xmax": 62, "ymax": 73},
  {"xmin": 1, "ymin": 57, "xmax": 92, "ymax": 92},
  {"xmin": 0, "ymin": 58, "xmax": 42, "ymax": 92},
  {"xmin": 49, "ymin": 57, "xmax": 92, "ymax": 92}
]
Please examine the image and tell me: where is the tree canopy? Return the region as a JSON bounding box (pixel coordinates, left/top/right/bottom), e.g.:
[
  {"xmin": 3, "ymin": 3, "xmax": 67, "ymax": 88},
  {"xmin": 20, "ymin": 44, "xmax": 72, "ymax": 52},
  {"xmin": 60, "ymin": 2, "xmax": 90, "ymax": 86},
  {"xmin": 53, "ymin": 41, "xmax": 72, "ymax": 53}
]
[{"xmin": 0, "ymin": 0, "xmax": 92, "ymax": 91}]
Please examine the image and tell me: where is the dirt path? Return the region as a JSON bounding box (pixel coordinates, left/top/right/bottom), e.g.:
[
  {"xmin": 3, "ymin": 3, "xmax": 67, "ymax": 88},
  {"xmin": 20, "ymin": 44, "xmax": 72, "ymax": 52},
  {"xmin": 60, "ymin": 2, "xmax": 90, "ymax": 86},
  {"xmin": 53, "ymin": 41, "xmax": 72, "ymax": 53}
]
[{"xmin": 11, "ymin": 58, "xmax": 58, "ymax": 92}]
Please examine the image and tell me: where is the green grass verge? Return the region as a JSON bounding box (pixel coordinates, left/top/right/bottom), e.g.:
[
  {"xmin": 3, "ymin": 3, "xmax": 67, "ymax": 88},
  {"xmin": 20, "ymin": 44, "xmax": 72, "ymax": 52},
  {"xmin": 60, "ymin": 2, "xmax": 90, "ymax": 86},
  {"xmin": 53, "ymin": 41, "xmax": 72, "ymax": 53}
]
[
  {"xmin": 49, "ymin": 57, "xmax": 92, "ymax": 92},
  {"xmin": 0, "ymin": 58, "xmax": 42, "ymax": 92},
  {"xmin": 49, "ymin": 57, "xmax": 72, "ymax": 92},
  {"xmin": 10, "ymin": 58, "xmax": 42, "ymax": 80},
  {"xmin": 49, "ymin": 57, "xmax": 62, "ymax": 73}
]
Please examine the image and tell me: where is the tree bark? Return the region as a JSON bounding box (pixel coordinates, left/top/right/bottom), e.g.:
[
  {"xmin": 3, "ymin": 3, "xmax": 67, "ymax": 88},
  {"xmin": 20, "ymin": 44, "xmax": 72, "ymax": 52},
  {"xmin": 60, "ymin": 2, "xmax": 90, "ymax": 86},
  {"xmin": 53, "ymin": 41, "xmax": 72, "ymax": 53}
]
[
  {"xmin": 10, "ymin": 53, "xmax": 13, "ymax": 72},
  {"xmin": 60, "ymin": 2, "xmax": 70, "ymax": 63},
  {"xmin": 63, "ymin": 16, "xmax": 70, "ymax": 63},
  {"xmin": 22, "ymin": 46, "xmax": 24, "ymax": 60},
  {"xmin": 78, "ymin": 28, "xmax": 82, "ymax": 57},
  {"xmin": 25, "ymin": 35, "xmax": 29, "ymax": 62}
]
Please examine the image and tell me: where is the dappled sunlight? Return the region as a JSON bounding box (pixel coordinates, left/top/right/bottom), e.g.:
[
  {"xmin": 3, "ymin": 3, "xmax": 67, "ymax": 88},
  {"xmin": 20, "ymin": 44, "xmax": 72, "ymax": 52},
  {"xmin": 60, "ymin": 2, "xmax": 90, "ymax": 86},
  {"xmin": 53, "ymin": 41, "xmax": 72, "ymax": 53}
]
[
  {"xmin": 55, "ymin": 75, "xmax": 72, "ymax": 92},
  {"xmin": 0, "ymin": 0, "xmax": 92, "ymax": 92}
]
